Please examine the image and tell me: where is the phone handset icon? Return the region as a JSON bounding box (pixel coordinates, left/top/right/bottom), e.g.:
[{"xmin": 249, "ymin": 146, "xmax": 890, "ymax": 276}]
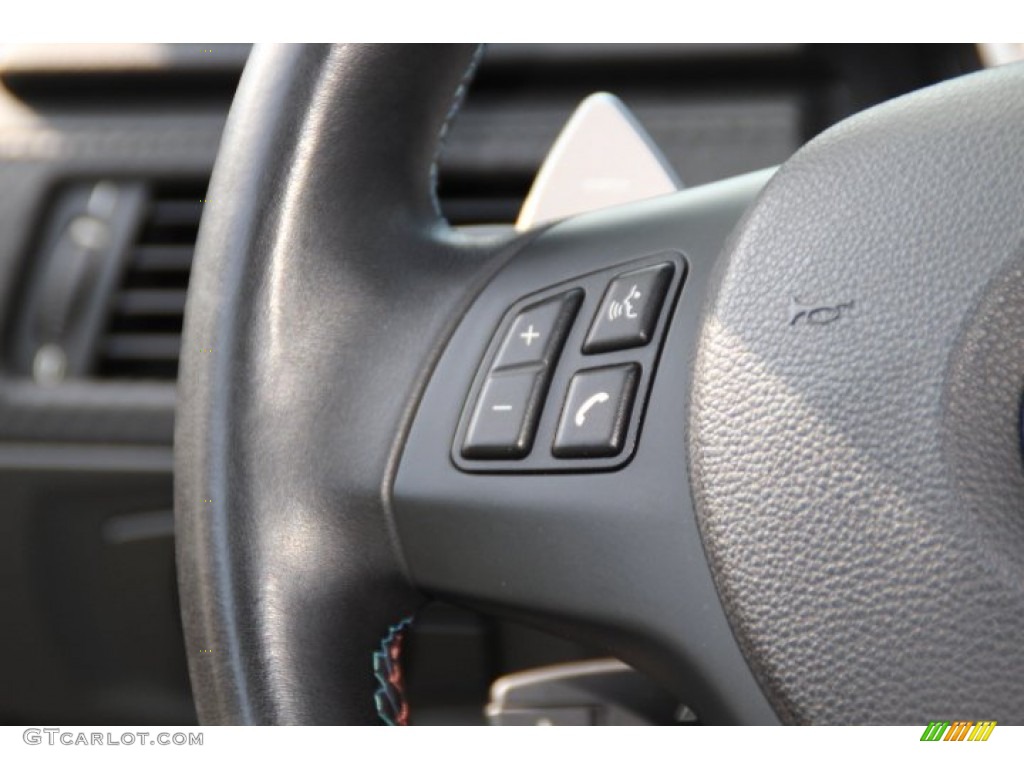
[{"xmin": 574, "ymin": 391, "xmax": 610, "ymax": 427}]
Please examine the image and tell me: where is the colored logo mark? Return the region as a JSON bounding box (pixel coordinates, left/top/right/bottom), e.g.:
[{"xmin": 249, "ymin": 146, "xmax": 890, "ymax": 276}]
[{"xmin": 920, "ymin": 721, "xmax": 996, "ymax": 742}]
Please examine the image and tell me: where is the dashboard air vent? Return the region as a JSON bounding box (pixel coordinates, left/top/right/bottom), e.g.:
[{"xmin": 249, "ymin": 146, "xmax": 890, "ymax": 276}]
[
  {"xmin": 96, "ymin": 180, "xmax": 204, "ymax": 381},
  {"xmin": 94, "ymin": 175, "xmax": 514, "ymax": 383}
]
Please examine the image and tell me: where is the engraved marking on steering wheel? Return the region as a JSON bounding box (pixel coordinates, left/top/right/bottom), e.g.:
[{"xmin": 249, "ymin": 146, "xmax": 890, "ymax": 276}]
[{"xmin": 789, "ymin": 298, "xmax": 855, "ymax": 326}]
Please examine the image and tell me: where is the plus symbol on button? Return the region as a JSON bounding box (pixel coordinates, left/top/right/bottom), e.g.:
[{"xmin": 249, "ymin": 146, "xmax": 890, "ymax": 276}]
[{"xmin": 519, "ymin": 325, "xmax": 541, "ymax": 346}]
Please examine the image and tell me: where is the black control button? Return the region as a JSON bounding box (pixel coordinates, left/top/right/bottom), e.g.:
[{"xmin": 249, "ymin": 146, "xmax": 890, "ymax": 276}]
[
  {"xmin": 583, "ymin": 263, "xmax": 674, "ymax": 354},
  {"xmin": 552, "ymin": 364, "xmax": 640, "ymax": 458},
  {"xmin": 493, "ymin": 289, "xmax": 583, "ymax": 370},
  {"xmin": 462, "ymin": 369, "xmax": 546, "ymax": 460}
]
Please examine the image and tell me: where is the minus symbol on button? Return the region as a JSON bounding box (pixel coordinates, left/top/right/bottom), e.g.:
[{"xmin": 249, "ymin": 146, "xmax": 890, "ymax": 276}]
[{"xmin": 491, "ymin": 404, "xmax": 513, "ymax": 412}]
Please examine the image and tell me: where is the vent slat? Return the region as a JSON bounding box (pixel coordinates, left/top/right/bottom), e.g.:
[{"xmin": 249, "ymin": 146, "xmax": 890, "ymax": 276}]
[
  {"xmin": 101, "ymin": 333, "xmax": 182, "ymax": 362},
  {"xmin": 132, "ymin": 245, "xmax": 194, "ymax": 272},
  {"xmin": 146, "ymin": 200, "xmax": 204, "ymax": 228},
  {"xmin": 114, "ymin": 289, "xmax": 188, "ymax": 316}
]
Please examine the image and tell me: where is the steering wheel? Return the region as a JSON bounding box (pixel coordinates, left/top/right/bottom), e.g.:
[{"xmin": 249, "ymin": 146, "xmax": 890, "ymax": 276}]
[{"xmin": 175, "ymin": 44, "xmax": 1024, "ymax": 725}]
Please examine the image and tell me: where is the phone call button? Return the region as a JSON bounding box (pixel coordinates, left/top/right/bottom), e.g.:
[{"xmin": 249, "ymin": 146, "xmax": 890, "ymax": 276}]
[{"xmin": 553, "ymin": 364, "xmax": 640, "ymax": 459}]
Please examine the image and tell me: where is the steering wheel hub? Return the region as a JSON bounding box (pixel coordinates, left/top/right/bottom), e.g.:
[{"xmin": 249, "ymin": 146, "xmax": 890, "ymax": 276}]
[{"xmin": 691, "ymin": 63, "xmax": 1024, "ymax": 723}]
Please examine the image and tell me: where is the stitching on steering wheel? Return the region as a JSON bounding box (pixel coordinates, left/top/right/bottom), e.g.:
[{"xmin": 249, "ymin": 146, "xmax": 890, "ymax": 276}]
[
  {"xmin": 373, "ymin": 616, "xmax": 414, "ymax": 725},
  {"xmin": 428, "ymin": 44, "xmax": 486, "ymax": 219}
]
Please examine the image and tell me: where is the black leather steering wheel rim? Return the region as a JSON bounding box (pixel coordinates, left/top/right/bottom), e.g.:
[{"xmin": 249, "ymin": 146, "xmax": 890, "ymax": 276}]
[
  {"xmin": 175, "ymin": 44, "xmax": 493, "ymax": 724},
  {"xmin": 177, "ymin": 44, "xmax": 1024, "ymax": 725}
]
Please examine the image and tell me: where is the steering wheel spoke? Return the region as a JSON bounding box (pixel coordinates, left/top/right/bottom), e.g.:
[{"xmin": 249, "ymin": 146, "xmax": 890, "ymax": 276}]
[{"xmin": 394, "ymin": 170, "xmax": 778, "ymax": 724}]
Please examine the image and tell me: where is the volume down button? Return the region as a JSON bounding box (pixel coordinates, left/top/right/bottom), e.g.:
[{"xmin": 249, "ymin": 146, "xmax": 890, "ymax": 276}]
[{"xmin": 461, "ymin": 368, "xmax": 547, "ymax": 460}]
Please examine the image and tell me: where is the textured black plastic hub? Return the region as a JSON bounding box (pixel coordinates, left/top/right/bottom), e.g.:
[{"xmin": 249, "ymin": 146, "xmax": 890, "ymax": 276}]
[{"xmin": 691, "ymin": 63, "xmax": 1024, "ymax": 724}]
